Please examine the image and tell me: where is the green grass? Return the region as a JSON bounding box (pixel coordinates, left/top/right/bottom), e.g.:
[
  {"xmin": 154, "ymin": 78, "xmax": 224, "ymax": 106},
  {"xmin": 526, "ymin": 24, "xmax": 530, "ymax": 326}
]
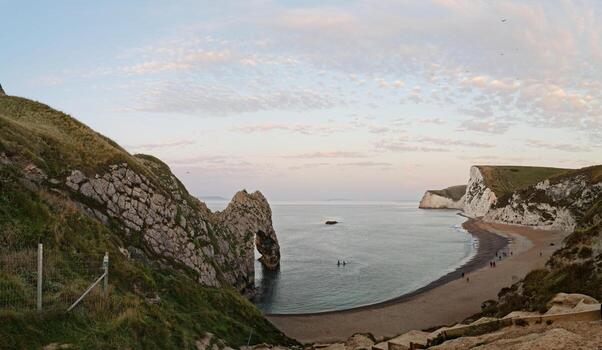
[
  {"xmin": 477, "ymin": 165, "xmax": 571, "ymax": 197},
  {"xmin": 0, "ymin": 96, "xmax": 295, "ymax": 348},
  {"xmin": 0, "ymin": 95, "xmax": 163, "ymax": 187},
  {"xmin": 428, "ymin": 185, "xmax": 466, "ymax": 201}
]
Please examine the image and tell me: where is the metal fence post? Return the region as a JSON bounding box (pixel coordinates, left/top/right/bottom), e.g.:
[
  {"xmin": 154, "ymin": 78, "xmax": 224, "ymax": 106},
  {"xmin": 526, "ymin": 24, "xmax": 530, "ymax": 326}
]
[
  {"xmin": 37, "ymin": 243, "xmax": 43, "ymax": 312},
  {"xmin": 102, "ymin": 252, "xmax": 109, "ymax": 297}
]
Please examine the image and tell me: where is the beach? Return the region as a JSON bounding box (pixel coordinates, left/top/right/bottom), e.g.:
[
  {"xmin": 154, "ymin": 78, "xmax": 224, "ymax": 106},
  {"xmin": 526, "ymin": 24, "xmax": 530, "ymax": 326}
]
[{"xmin": 266, "ymin": 218, "xmax": 569, "ymax": 343}]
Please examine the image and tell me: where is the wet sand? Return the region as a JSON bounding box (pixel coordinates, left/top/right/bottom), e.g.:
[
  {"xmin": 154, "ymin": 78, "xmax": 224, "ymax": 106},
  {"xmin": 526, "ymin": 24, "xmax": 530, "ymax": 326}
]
[{"xmin": 266, "ymin": 219, "xmax": 568, "ymax": 343}]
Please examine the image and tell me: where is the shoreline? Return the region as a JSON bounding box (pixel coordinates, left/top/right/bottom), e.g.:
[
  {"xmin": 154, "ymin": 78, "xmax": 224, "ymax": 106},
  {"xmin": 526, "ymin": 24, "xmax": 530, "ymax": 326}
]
[
  {"xmin": 266, "ymin": 218, "xmax": 568, "ymax": 343},
  {"xmin": 265, "ymin": 217, "xmax": 508, "ymax": 317}
]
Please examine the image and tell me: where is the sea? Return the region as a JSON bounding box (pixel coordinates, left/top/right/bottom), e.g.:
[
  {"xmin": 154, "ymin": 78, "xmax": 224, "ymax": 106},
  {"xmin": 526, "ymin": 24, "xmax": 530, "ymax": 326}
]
[{"xmin": 205, "ymin": 200, "xmax": 476, "ymax": 314}]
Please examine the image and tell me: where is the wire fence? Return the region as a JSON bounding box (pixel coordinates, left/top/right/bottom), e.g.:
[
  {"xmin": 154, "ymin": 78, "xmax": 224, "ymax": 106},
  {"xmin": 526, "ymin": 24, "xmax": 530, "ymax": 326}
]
[{"xmin": 0, "ymin": 245, "xmax": 108, "ymax": 312}]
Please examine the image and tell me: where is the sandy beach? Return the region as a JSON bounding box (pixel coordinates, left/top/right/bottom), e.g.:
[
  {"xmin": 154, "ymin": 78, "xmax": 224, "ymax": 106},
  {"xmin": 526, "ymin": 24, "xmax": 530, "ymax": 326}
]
[{"xmin": 266, "ymin": 219, "xmax": 569, "ymax": 343}]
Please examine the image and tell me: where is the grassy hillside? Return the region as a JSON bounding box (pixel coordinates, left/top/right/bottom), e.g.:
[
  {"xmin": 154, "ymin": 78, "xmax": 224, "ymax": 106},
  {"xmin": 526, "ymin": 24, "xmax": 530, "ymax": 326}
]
[
  {"xmin": 477, "ymin": 165, "xmax": 571, "ymax": 197},
  {"xmin": 474, "ymin": 165, "xmax": 602, "ymax": 320},
  {"xmin": 0, "ymin": 95, "xmax": 294, "ymax": 349},
  {"xmin": 428, "ymin": 185, "xmax": 466, "ymax": 201},
  {"xmin": 0, "ymin": 96, "xmax": 134, "ymax": 176}
]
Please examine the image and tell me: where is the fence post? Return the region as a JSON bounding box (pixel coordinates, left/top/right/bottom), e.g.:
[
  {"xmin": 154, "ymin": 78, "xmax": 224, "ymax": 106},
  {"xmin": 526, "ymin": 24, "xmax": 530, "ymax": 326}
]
[
  {"xmin": 102, "ymin": 252, "xmax": 109, "ymax": 297},
  {"xmin": 37, "ymin": 243, "xmax": 43, "ymax": 312}
]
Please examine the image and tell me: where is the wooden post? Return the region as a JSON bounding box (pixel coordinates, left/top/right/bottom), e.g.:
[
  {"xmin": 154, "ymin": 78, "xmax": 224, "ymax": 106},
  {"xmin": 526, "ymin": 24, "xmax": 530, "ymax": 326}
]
[
  {"xmin": 37, "ymin": 243, "xmax": 43, "ymax": 312},
  {"xmin": 102, "ymin": 252, "xmax": 109, "ymax": 297}
]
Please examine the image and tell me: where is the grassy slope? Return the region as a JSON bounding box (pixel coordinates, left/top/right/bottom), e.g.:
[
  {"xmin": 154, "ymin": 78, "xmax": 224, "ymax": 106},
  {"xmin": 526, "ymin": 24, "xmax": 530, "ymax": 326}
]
[
  {"xmin": 471, "ymin": 165, "xmax": 602, "ymax": 320},
  {"xmin": 0, "ymin": 96, "xmax": 133, "ymax": 176},
  {"xmin": 477, "ymin": 165, "xmax": 571, "ymax": 197},
  {"xmin": 0, "ymin": 96, "xmax": 294, "ymax": 349},
  {"xmin": 428, "ymin": 185, "xmax": 466, "ymax": 202}
]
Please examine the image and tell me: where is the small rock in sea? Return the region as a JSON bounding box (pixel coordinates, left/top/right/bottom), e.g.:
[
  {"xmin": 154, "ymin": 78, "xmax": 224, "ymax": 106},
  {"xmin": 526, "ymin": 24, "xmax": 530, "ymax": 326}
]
[{"xmin": 325, "ymin": 220, "xmax": 338, "ymax": 225}]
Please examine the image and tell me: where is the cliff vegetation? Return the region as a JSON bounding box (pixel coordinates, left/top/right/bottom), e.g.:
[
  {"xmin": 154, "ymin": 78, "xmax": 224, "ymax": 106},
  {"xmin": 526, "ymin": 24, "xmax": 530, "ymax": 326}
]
[{"xmin": 0, "ymin": 95, "xmax": 293, "ymax": 349}]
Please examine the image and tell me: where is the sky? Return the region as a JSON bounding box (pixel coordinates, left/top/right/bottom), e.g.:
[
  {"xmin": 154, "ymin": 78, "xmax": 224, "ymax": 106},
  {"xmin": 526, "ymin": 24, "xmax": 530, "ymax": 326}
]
[{"xmin": 1, "ymin": 0, "xmax": 601, "ymax": 201}]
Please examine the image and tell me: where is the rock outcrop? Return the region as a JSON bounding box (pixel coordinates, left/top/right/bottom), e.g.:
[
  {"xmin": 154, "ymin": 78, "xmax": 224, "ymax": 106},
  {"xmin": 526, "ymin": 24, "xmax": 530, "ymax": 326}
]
[
  {"xmin": 0, "ymin": 95, "xmax": 293, "ymax": 347},
  {"xmin": 483, "ymin": 173, "xmax": 602, "ymax": 231},
  {"xmin": 3, "ymin": 151, "xmax": 279, "ymax": 295},
  {"xmin": 60, "ymin": 158, "xmax": 280, "ymax": 293},
  {"xmin": 419, "ymin": 185, "xmax": 466, "ymax": 209},
  {"xmin": 427, "ymin": 166, "xmax": 600, "ymax": 232},
  {"xmin": 0, "ymin": 83, "xmax": 5, "ymax": 96},
  {"xmin": 217, "ymin": 190, "xmax": 281, "ymax": 272},
  {"xmin": 464, "ymin": 166, "xmax": 498, "ymax": 217}
]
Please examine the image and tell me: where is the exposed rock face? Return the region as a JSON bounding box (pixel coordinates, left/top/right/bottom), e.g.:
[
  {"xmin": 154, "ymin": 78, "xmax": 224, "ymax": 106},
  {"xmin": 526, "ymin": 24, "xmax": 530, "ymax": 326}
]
[
  {"xmin": 0, "ymin": 83, "xmax": 5, "ymax": 96},
  {"xmin": 545, "ymin": 293, "xmax": 599, "ymax": 315},
  {"xmin": 484, "ymin": 175, "xmax": 602, "ymax": 231},
  {"xmin": 60, "ymin": 158, "xmax": 279, "ymax": 293},
  {"xmin": 430, "ymin": 325, "xmax": 602, "ymax": 350},
  {"xmin": 419, "ymin": 189, "xmax": 465, "ymax": 209},
  {"xmin": 426, "ymin": 165, "xmax": 601, "ymax": 232},
  {"xmin": 464, "ymin": 166, "xmax": 497, "ymax": 217},
  {"xmin": 217, "ymin": 190, "xmax": 281, "ymax": 272}
]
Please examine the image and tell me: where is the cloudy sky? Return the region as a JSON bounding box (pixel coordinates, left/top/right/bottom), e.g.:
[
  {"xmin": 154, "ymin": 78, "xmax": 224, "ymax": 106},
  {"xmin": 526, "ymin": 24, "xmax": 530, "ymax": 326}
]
[{"xmin": 2, "ymin": 0, "xmax": 601, "ymax": 200}]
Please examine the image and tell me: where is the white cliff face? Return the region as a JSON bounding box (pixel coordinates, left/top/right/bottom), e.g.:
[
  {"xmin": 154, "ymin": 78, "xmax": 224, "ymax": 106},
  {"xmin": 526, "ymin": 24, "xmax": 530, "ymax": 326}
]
[
  {"xmin": 484, "ymin": 199, "xmax": 577, "ymax": 231},
  {"xmin": 421, "ymin": 165, "xmax": 601, "ymax": 233},
  {"xmin": 419, "ymin": 191, "xmax": 464, "ymax": 209},
  {"xmin": 484, "ymin": 176, "xmax": 602, "ymax": 232},
  {"xmin": 463, "ymin": 166, "xmax": 497, "ymax": 217}
]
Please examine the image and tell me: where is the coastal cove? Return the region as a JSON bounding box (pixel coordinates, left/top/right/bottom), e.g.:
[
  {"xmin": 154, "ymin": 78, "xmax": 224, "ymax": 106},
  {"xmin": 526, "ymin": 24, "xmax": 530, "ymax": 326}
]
[
  {"xmin": 266, "ymin": 219, "xmax": 569, "ymax": 342},
  {"xmin": 205, "ymin": 201, "xmax": 478, "ymax": 314}
]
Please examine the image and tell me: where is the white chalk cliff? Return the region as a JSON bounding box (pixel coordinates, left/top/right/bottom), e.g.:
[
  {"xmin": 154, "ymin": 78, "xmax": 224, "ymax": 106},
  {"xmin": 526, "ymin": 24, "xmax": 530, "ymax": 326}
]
[
  {"xmin": 419, "ymin": 187, "xmax": 465, "ymax": 209},
  {"xmin": 463, "ymin": 166, "xmax": 498, "ymax": 217},
  {"xmin": 484, "ymin": 175, "xmax": 602, "ymax": 231},
  {"xmin": 420, "ymin": 165, "xmax": 602, "ymax": 232}
]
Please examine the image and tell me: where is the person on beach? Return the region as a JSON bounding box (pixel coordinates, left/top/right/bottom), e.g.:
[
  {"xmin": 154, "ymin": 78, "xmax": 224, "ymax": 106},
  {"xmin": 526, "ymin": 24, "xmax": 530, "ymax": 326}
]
[
  {"xmin": 466, "ymin": 276, "xmax": 470, "ymax": 283},
  {"xmin": 461, "ymin": 272, "xmax": 465, "ymax": 278},
  {"xmin": 343, "ymin": 261, "xmax": 346, "ymax": 266},
  {"xmin": 337, "ymin": 260, "xmax": 341, "ymax": 266}
]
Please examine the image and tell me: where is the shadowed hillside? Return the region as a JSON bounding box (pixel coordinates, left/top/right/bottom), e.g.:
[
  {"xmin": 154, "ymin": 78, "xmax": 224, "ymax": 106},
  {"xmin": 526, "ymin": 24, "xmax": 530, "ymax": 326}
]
[{"xmin": 0, "ymin": 95, "xmax": 294, "ymax": 349}]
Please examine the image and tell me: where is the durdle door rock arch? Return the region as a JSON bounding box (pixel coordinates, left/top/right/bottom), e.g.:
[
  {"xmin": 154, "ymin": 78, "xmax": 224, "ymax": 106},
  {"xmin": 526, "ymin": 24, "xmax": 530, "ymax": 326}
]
[
  {"xmin": 217, "ymin": 190, "xmax": 281, "ymax": 270},
  {"xmin": 0, "ymin": 94, "xmax": 280, "ymax": 298},
  {"xmin": 45, "ymin": 155, "xmax": 279, "ymax": 296}
]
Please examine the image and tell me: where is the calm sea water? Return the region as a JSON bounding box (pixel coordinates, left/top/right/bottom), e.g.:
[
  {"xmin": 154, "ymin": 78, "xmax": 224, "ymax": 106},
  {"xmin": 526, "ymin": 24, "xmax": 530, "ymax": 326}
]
[{"xmin": 206, "ymin": 200, "xmax": 475, "ymax": 314}]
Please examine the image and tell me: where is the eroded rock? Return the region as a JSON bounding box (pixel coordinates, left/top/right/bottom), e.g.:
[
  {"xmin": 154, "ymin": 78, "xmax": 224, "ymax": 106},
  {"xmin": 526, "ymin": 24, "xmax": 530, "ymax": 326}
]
[{"xmin": 63, "ymin": 161, "xmax": 279, "ymax": 294}]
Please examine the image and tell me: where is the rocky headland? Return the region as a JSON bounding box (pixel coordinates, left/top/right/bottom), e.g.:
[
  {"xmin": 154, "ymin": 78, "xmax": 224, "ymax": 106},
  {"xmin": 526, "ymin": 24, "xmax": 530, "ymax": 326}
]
[
  {"xmin": 0, "ymin": 93, "xmax": 291, "ymax": 347},
  {"xmin": 418, "ymin": 185, "xmax": 466, "ymax": 209},
  {"xmin": 419, "ymin": 165, "xmax": 601, "ymax": 232}
]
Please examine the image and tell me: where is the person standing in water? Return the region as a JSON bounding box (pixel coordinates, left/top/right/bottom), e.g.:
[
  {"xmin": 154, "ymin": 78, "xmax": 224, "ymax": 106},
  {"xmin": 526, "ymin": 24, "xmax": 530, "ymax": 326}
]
[{"xmin": 337, "ymin": 260, "xmax": 341, "ymax": 267}]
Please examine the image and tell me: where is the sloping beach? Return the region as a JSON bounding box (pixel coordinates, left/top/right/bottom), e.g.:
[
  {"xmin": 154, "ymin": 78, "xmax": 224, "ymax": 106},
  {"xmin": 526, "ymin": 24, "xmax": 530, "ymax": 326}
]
[{"xmin": 267, "ymin": 219, "xmax": 569, "ymax": 343}]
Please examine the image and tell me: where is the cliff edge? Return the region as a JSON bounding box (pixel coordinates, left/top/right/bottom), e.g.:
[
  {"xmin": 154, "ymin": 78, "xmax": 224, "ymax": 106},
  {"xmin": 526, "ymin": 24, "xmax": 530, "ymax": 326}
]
[
  {"xmin": 0, "ymin": 96, "xmax": 279, "ymax": 294},
  {"xmin": 419, "ymin": 185, "xmax": 466, "ymax": 209},
  {"xmin": 0, "ymin": 94, "xmax": 291, "ymax": 347}
]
